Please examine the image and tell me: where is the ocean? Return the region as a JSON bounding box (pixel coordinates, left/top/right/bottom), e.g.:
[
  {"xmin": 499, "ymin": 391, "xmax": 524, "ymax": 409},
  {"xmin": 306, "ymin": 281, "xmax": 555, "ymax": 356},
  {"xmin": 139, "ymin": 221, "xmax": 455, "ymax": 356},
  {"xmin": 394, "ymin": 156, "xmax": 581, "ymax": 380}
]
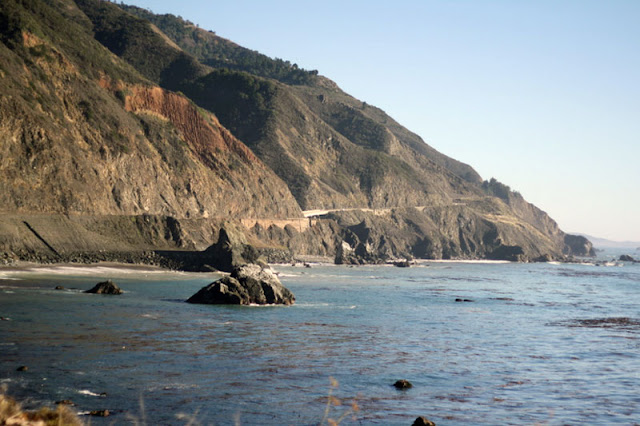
[{"xmin": 1, "ymin": 250, "xmax": 639, "ymax": 425}]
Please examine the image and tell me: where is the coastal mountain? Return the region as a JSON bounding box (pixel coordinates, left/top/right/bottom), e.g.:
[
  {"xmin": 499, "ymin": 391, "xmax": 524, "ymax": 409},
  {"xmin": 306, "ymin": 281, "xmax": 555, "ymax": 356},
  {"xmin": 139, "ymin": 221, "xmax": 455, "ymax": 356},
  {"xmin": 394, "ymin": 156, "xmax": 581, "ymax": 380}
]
[
  {"xmin": 0, "ymin": 0, "xmax": 592, "ymax": 263},
  {"xmin": 575, "ymin": 234, "xmax": 640, "ymax": 250},
  {"xmin": 117, "ymin": 3, "xmax": 483, "ymax": 211},
  {"xmin": 0, "ymin": 0, "xmax": 300, "ymax": 220}
]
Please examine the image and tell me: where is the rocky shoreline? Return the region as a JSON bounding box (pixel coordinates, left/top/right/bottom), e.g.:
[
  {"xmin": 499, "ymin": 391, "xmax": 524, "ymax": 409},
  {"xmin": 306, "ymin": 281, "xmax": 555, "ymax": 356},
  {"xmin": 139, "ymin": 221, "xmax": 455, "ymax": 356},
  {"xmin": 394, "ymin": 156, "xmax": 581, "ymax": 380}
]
[
  {"xmin": 0, "ymin": 207, "xmax": 598, "ymax": 273},
  {"xmin": 0, "ymin": 247, "xmax": 615, "ymax": 272},
  {"xmin": 0, "ymin": 249, "xmax": 181, "ymax": 269},
  {"xmin": 0, "ymin": 213, "xmax": 604, "ymax": 271}
]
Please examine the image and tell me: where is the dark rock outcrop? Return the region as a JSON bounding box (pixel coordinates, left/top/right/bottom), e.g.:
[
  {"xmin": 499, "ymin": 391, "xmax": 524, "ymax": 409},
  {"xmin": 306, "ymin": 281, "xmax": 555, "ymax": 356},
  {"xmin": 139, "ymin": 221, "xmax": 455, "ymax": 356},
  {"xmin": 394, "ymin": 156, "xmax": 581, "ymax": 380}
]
[
  {"xmin": 393, "ymin": 379, "xmax": 413, "ymax": 390},
  {"xmin": 533, "ymin": 253, "xmax": 553, "ymax": 262},
  {"xmin": 199, "ymin": 225, "xmax": 260, "ymax": 272},
  {"xmin": 413, "ymin": 417, "xmax": 436, "ymax": 426},
  {"xmin": 85, "ymin": 280, "xmax": 123, "ymax": 295},
  {"xmin": 334, "ymin": 218, "xmax": 398, "ymax": 265},
  {"xmin": 619, "ymin": 254, "xmax": 635, "ymax": 262},
  {"xmin": 186, "ymin": 264, "xmax": 294, "ymax": 305},
  {"xmin": 563, "ymin": 234, "xmax": 596, "ymax": 257},
  {"xmin": 335, "ymin": 240, "xmax": 360, "ymax": 265},
  {"xmin": 0, "ymin": 252, "xmax": 15, "ymax": 266},
  {"xmin": 487, "ymin": 244, "xmax": 525, "ymax": 262}
]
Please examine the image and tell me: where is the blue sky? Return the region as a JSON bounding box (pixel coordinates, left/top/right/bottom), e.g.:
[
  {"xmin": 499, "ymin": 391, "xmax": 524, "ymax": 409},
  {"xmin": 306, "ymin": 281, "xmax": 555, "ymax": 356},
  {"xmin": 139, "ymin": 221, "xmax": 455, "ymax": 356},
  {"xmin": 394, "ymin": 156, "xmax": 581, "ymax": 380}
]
[{"xmin": 123, "ymin": 0, "xmax": 640, "ymax": 242}]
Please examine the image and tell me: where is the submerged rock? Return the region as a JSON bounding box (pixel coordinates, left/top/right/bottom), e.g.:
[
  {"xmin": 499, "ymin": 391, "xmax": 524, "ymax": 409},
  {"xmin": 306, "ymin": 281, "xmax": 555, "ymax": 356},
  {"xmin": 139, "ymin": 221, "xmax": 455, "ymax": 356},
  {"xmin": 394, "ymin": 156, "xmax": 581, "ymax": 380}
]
[
  {"xmin": 85, "ymin": 280, "xmax": 123, "ymax": 295},
  {"xmin": 186, "ymin": 264, "xmax": 295, "ymax": 306},
  {"xmin": 393, "ymin": 379, "xmax": 412, "ymax": 389},
  {"xmin": 572, "ymin": 317, "xmax": 640, "ymax": 329},
  {"xmin": 413, "ymin": 417, "xmax": 436, "ymax": 426}
]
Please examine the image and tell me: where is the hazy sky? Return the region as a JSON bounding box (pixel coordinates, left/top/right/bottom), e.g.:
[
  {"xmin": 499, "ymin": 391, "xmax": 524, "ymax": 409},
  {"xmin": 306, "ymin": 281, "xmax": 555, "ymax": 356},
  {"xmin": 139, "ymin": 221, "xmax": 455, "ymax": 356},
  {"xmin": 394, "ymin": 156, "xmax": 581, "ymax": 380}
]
[{"xmin": 123, "ymin": 0, "xmax": 640, "ymax": 242}]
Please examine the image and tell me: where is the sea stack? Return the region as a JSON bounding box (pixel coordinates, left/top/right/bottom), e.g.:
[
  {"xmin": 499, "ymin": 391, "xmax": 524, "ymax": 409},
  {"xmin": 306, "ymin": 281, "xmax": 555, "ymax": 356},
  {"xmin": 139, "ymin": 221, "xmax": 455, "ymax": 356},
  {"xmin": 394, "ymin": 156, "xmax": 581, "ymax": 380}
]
[
  {"xmin": 85, "ymin": 280, "xmax": 123, "ymax": 295},
  {"xmin": 187, "ymin": 264, "xmax": 295, "ymax": 305}
]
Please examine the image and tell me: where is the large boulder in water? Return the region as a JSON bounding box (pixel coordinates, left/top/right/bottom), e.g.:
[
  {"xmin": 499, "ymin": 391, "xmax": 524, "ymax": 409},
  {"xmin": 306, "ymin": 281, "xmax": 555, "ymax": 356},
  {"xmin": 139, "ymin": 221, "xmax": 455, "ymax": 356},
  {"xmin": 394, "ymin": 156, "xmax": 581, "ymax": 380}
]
[
  {"xmin": 186, "ymin": 264, "xmax": 295, "ymax": 305},
  {"xmin": 85, "ymin": 280, "xmax": 123, "ymax": 295}
]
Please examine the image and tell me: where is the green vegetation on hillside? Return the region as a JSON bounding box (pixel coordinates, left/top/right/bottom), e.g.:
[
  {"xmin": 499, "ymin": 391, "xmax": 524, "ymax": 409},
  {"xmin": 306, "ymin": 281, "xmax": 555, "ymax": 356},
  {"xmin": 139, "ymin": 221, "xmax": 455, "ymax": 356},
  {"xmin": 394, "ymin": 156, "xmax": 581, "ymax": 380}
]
[
  {"xmin": 120, "ymin": 4, "xmax": 319, "ymax": 85},
  {"xmin": 75, "ymin": 0, "xmax": 206, "ymax": 88},
  {"xmin": 482, "ymin": 178, "xmax": 522, "ymax": 202},
  {"xmin": 328, "ymin": 104, "xmax": 392, "ymax": 152},
  {"xmin": 0, "ymin": 0, "xmax": 141, "ymax": 82},
  {"xmin": 183, "ymin": 68, "xmax": 276, "ymax": 144},
  {"xmin": 183, "ymin": 68, "xmax": 315, "ymax": 203}
]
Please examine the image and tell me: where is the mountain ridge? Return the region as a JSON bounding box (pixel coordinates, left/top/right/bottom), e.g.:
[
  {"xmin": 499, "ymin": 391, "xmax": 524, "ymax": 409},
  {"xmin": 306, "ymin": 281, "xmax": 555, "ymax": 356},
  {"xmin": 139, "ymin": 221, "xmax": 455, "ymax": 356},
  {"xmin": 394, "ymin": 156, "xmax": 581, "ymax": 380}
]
[
  {"xmin": 0, "ymin": 0, "xmax": 593, "ymax": 265},
  {"xmin": 574, "ymin": 234, "xmax": 640, "ymax": 250}
]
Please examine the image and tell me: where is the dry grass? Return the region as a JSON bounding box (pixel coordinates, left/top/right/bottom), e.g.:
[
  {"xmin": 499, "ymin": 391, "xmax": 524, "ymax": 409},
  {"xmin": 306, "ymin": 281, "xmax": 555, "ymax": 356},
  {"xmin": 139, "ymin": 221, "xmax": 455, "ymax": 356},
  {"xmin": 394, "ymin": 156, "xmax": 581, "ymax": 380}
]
[
  {"xmin": 320, "ymin": 377, "xmax": 360, "ymax": 426},
  {"xmin": 2, "ymin": 378, "xmax": 360, "ymax": 425},
  {"xmin": 0, "ymin": 388, "xmax": 82, "ymax": 426}
]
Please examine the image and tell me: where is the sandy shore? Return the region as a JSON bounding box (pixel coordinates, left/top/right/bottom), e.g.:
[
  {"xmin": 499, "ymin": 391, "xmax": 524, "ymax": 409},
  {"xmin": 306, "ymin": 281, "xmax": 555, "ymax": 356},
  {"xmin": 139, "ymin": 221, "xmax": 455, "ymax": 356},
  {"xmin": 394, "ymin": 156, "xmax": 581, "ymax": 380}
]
[{"xmin": 0, "ymin": 261, "xmax": 167, "ymax": 273}]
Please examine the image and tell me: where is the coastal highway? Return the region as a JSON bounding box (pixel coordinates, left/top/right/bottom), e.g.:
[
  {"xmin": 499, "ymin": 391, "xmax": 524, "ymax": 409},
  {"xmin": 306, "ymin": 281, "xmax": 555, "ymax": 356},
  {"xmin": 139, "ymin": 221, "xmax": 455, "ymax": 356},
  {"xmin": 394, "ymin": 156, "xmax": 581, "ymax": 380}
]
[{"xmin": 302, "ymin": 200, "xmax": 471, "ymax": 218}]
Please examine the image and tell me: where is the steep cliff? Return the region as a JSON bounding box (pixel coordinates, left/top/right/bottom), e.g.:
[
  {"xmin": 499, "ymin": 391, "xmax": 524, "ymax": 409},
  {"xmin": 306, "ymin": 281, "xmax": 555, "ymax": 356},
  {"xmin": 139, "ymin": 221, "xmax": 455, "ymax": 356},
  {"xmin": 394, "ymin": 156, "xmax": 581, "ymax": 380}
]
[
  {"xmin": 0, "ymin": 0, "xmax": 301, "ymax": 220},
  {"xmin": 92, "ymin": 3, "xmax": 482, "ymax": 211},
  {"xmin": 0, "ymin": 0, "xmax": 591, "ymax": 264},
  {"xmin": 114, "ymin": 3, "xmax": 582, "ymax": 260}
]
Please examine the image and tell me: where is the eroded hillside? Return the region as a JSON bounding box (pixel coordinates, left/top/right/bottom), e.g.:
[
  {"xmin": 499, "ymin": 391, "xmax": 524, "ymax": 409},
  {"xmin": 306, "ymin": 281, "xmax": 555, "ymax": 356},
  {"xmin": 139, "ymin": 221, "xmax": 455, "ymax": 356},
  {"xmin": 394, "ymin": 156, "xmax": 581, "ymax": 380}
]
[
  {"xmin": 0, "ymin": 0, "xmax": 301, "ymax": 220},
  {"xmin": 0, "ymin": 0, "xmax": 594, "ymax": 263}
]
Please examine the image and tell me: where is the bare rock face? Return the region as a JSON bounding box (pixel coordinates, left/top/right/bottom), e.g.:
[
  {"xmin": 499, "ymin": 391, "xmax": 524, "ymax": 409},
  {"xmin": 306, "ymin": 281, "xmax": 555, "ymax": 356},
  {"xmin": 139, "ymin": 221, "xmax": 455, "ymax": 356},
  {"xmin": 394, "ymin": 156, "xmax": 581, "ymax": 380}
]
[
  {"xmin": 199, "ymin": 224, "xmax": 260, "ymax": 272},
  {"xmin": 334, "ymin": 218, "xmax": 395, "ymax": 265},
  {"xmin": 563, "ymin": 234, "xmax": 596, "ymax": 257},
  {"xmin": 335, "ymin": 240, "xmax": 359, "ymax": 265},
  {"xmin": 186, "ymin": 264, "xmax": 295, "ymax": 305},
  {"xmin": 85, "ymin": 280, "xmax": 123, "ymax": 295},
  {"xmin": 486, "ymin": 244, "xmax": 525, "ymax": 262}
]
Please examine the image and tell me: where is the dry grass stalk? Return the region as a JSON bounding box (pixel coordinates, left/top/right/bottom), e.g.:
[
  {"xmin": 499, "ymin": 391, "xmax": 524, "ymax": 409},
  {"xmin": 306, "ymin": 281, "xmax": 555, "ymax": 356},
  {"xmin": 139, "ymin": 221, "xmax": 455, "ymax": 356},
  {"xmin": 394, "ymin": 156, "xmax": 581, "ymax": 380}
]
[
  {"xmin": 320, "ymin": 377, "xmax": 359, "ymax": 425},
  {"xmin": 0, "ymin": 388, "xmax": 83, "ymax": 426}
]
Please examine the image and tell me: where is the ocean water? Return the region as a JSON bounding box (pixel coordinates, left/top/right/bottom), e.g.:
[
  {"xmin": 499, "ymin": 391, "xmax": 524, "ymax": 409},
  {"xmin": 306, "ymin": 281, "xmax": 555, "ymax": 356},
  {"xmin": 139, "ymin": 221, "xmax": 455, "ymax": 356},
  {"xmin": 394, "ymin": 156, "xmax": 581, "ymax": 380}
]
[{"xmin": 1, "ymin": 252, "xmax": 639, "ymax": 425}]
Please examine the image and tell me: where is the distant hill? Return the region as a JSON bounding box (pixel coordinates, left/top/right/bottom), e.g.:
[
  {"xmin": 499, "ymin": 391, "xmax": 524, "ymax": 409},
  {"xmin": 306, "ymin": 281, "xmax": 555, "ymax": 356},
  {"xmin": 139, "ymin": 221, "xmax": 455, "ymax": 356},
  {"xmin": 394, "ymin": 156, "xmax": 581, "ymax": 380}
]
[
  {"xmin": 576, "ymin": 235, "xmax": 640, "ymax": 250},
  {"xmin": 0, "ymin": 0, "xmax": 594, "ymax": 263}
]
